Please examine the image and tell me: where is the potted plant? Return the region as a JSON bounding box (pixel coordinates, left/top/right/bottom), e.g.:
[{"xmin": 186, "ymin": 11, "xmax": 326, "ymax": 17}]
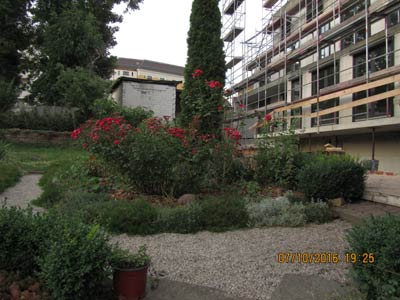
[{"xmin": 111, "ymin": 245, "xmax": 150, "ymax": 300}]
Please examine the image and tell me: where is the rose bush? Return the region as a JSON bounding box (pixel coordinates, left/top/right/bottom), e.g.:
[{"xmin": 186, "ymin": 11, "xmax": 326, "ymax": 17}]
[{"xmin": 73, "ymin": 115, "xmax": 244, "ymax": 196}]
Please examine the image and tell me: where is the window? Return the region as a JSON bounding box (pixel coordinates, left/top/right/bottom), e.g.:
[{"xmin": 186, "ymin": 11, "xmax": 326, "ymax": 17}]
[
  {"xmin": 312, "ymin": 62, "xmax": 339, "ymax": 95},
  {"xmin": 132, "ymin": 72, "xmax": 135, "ymax": 76},
  {"xmin": 311, "ymin": 98, "xmax": 340, "ymax": 127},
  {"xmin": 281, "ymin": 17, "xmax": 292, "ymax": 40},
  {"xmin": 147, "ymin": 75, "xmax": 152, "ymax": 80},
  {"xmin": 291, "ymin": 78, "xmax": 301, "ymax": 101},
  {"xmin": 353, "ymin": 39, "xmax": 394, "ymax": 78},
  {"xmin": 117, "ymin": 71, "xmax": 120, "ymax": 75},
  {"xmin": 307, "ymin": 0, "xmax": 323, "ymax": 22},
  {"xmin": 287, "ymin": 41, "xmax": 299, "ymax": 53},
  {"xmin": 319, "ymin": 22, "xmax": 330, "ymax": 34},
  {"xmin": 291, "ymin": 107, "xmax": 302, "ymax": 129},
  {"xmin": 319, "ymin": 45, "xmax": 330, "ymax": 59},
  {"xmin": 341, "ymin": 28, "xmax": 366, "ymax": 50},
  {"xmin": 353, "ymin": 84, "xmax": 394, "ymax": 121},
  {"xmin": 388, "ymin": 9, "xmax": 400, "ymax": 27},
  {"xmin": 123, "ymin": 71, "xmax": 129, "ymax": 76},
  {"xmin": 341, "ymin": 1, "xmax": 365, "ymax": 22},
  {"xmin": 160, "ymin": 77, "xmax": 165, "ymax": 80}
]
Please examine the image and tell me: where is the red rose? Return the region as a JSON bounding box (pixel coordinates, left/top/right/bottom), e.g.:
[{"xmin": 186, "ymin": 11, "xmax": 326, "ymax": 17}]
[
  {"xmin": 192, "ymin": 69, "xmax": 203, "ymax": 78},
  {"xmin": 217, "ymin": 105, "xmax": 223, "ymax": 112},
  {"xmin": 264, "ymin": 114, "xmax": 272, "ymax": 122},
  {"xmin": 239, "ymin": 103, "xmax": 244, "ymax": 109},
  {"xmin": 206, "ymin": 80, "xmax": 222, "ymax": 89},
  {"xmin": 114, "ymin": 139, "xmax": 120, "ymax": 145},
  {"xmin": 71, "ymin": 128, "xmax": 82, "ymax": 139}
]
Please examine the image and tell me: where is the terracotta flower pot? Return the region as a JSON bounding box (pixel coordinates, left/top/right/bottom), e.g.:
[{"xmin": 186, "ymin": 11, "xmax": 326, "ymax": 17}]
[{"xmin": 113, "ymin": 265, "xmax": 148, "ymax": 300}]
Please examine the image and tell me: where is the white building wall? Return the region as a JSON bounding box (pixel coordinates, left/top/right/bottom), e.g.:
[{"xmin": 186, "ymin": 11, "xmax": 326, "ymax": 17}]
[{"xmin": 121, "ymin": 82, "xmax": 176, "ymax": 118}]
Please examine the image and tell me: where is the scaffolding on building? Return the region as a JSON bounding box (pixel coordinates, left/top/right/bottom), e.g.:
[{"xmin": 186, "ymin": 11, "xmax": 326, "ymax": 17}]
[
  {"xmin": 221, "ymin": 0, "xmax": 246, "ymax": 92},
  {"xmin": 228, "ymin": 0, "xmax": 400, "ymax": 144}
]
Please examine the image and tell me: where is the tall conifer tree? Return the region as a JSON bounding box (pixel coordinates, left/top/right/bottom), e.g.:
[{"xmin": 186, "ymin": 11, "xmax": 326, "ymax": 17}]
[{"xmin": 180, "ymin": 0, "xmax": 226, "ymax": 134}]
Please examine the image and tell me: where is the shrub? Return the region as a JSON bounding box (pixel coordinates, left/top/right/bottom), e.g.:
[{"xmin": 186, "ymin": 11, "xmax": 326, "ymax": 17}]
[
  {"xmin": 73, "ymin": 116, "xmax": 244, "ymax": 196},
  {"xmin": 0, "ymin": 107, "xmax": 85, "ymax": 132},
  {"xmin": 199, "ymin": 194, "xmax": 249, "ymax": 231},
  {"xmin": 0, "ymin": 80, "xmax": 17, "ymax": 113},
  {"xmin": 0, "ymin": 208, "xmax": 39, "ymax": 275},
  {"xmin": 297, "ymin": 154, "xmax": 366, "ymax": 201},
  {"xmin": 304, "ymin": 201, "xmax": 334, "ymax": 224},
  {"xmin": 346, "ymin": 214, "xmax": 400, "ymax": 300},
  {"xmin": 247, "ymin": 197, "xmax": 307, "ymax": 227},
  {"xmin": 91, "ymin": 98, "xmax": 153, "ymax": 128},
  {"xmin": 0, "ymin": 163, "xmax": 21, "ymax": 193},
  {"xmin": 255, "ymin": 123, "xmax": 302, "ymax": 188},
  {"xmin": 0, "ymin": 140, "xmax": 9, "ymax": 161},
  {"xmin": 156, "ymin": 204, "xmax": 204, "ymax": 234},
  {"xmin": 101, "ymin": 199, "xmax": 158, "ymax": 235},
  {"xmin": 38, "ymin": 218, "xmax": 113, "ymax": 300}
]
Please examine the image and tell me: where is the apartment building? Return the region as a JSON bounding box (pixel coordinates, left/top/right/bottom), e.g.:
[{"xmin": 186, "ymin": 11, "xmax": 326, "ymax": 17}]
[
  {"xmin": 111, "ymin": 58, "xmax": 184, "ymax": 82},
  {"xmin": 222, "ymin": 0, "xmax": 400, "ymax": 173}
]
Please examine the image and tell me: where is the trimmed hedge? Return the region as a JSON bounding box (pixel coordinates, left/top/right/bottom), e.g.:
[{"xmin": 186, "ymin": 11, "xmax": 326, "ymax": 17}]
[{"xmin": 297, "ymin": 154, "xmax": 366, "ymax": 201}]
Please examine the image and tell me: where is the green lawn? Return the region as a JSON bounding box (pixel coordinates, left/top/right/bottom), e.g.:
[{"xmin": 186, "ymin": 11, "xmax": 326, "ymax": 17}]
[
  {"xmin": 8, "ymin": 143, "xmax": 87, "ymax": 173},
  {"xmin": 0, "ymin": 163, "xmax": 21, "ymax": 193}
]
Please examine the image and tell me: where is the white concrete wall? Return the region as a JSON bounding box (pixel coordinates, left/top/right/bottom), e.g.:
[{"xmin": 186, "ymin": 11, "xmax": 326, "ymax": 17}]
[
  {"xmin": 300, "ymin": 132, "xmax": 400, "ymax": 173},
  {"xmin": 121, "ymin": 82, "xmax": 176, "ymax": 118}
]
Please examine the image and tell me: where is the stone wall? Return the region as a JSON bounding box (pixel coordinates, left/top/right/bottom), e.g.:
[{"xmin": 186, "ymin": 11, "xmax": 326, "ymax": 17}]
[{"xmin": 1, "ymin": 129, "xmax": 73, "ymax": 145}]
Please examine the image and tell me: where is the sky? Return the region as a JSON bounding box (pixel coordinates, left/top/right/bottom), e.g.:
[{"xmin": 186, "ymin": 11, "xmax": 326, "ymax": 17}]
[{"xmin": 110, "ymin": 0, "xmax": 263, "ymax": 67}]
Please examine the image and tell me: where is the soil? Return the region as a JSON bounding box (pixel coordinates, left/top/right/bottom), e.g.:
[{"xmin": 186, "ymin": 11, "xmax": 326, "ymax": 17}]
[{"xmin": 0, "ymin": 271, "xmax": 49, "ymax": 300}]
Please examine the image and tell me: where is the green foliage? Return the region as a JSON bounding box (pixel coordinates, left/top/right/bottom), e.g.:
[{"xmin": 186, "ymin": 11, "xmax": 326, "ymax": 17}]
[
  {"xmin": 304, "ymin": 201, "xmax": 334, "ymax": 224},
  {"xmin": 111, "ymin": 245, "xmax": 150, "ymax": 269},
  {"xmin": 91, "ymin": 98, "xmax": 153, "ymax": 127},
  {"xmin": 0, "ymin": 107, "xmax": 85, "ymax": 131},
  {"xmin": 0, "ymin": 139, "xmax": 9, "ymax": 161},
  {"xmin": 38, "ymin": 217, "xmax": 113, "ymax": 300},
  {"xmin": 297, "ymin": 154, "xmax": 366, "ymax": 201},
  {"xmin": 30, "ymin": 0, "xmax": 142, "ymax": 106},
  {"xmin": 156, "ymin": 204, "xmax": 204, "ymax": 234},
  {"xmin": 0, "ymin": 163, "xmax": 21, "ymax": 193},
  {"xmin": 0, "ymin": 0, "xmax": 31, "ymax": 85},
  {"xmin": 0, "ymin": 208, "xmax": 39, "ymax": 275},
  {"xmin": 8, "ymin": 143, "xmax": 87, "ymax": 173},
  {"xmin": 52, "ymin": 67, "xmax": 109, "ymax": 117},
  {"xmin": 180, "ymin": 0, "xmax": 226, "ymax": 133},
  {"xmin": 346, "ymin": 214, "xmax": 400, "ymax": 300},
  {"xmin": 0, "ymin": 80, "xmax": 18, "ymax": 113},
  {"xmin": 242, "ymin": 181, "xmax": 261, "ymax": 198},
  {"xmin": 101, "ymin": 199, "xmax": 158, "ymax": 235},
  {"xmin": 247, "ymin": 197, "xmax": 307, "ymax": 227},
  {"xmin": 199, "ymin": 194, "xmax": 249, "ymax": 231},
  {"xmin": 255, "ymin": 123, "xmax": 302, "ymax": 188}
]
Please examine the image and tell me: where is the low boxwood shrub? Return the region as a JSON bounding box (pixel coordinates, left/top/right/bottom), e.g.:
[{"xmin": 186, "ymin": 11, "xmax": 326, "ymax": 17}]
[
  {"xmin": 199, "ymin": 194, "xmax": 249, "ymax": 231},
  {"xmin": 304, "ymin": 201, "xmax": 333, "ymax": 224},
  {"xmin": 297, "ymin": 154, "xmax": 366, "ymax": 201},
  {"xmin": 101, "ymin": 198, "xmax": 158, "ymax": 235},
  {"xmin": 155, "ymin": 204, "xmax": 204, "ymax": 234},
  {"xmin": 0, "ymin": 208, "xmax": 39, "ymax": 275},
  {"xmin": 346, "ymin": 214, "xmax": 400, "ymax": 300}
]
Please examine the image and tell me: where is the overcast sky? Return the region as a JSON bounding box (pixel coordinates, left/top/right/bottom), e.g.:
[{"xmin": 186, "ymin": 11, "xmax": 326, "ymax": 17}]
[{"xmin": 110, "ymin": 0, "xmax": 263, "ymax": 67}]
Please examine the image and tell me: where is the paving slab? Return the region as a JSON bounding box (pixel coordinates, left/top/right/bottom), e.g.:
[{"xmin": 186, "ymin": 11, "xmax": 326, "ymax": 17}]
[
  {"xmin": 146, "ymin": 278, "xmax": 252, "ymax": 300},
  {"xmin": 270, "ymin": 274, "xmax": 353, "ymax": 300}
]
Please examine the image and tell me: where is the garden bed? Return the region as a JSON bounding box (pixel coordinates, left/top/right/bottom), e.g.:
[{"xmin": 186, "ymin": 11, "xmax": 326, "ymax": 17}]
[{"xmin": 112, "ymin": 220, "xmax": 353, "ymax": 300}]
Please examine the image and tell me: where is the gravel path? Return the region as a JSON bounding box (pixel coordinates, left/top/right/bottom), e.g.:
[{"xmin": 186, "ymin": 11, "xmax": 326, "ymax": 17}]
[
  {"xmin": 0, "ymin": 174, "xmax": 45, "ymax": 213},
  {"xmin": 112, "ymin": 220, "xmax": 353, "ymax": 300}
]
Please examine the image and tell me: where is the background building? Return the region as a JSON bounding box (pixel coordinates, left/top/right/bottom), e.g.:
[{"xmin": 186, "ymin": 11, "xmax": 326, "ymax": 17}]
[
  {"xmin": 221, "ymin": 0, "xmax": 400, "ymax": 173},
  {"xmin": 111, "ymin": 58, "xmax": 184, "ymax": 82},
  {"xmin": 111, "ymin": 78, "xmax": 181, "ymax": 118}
]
